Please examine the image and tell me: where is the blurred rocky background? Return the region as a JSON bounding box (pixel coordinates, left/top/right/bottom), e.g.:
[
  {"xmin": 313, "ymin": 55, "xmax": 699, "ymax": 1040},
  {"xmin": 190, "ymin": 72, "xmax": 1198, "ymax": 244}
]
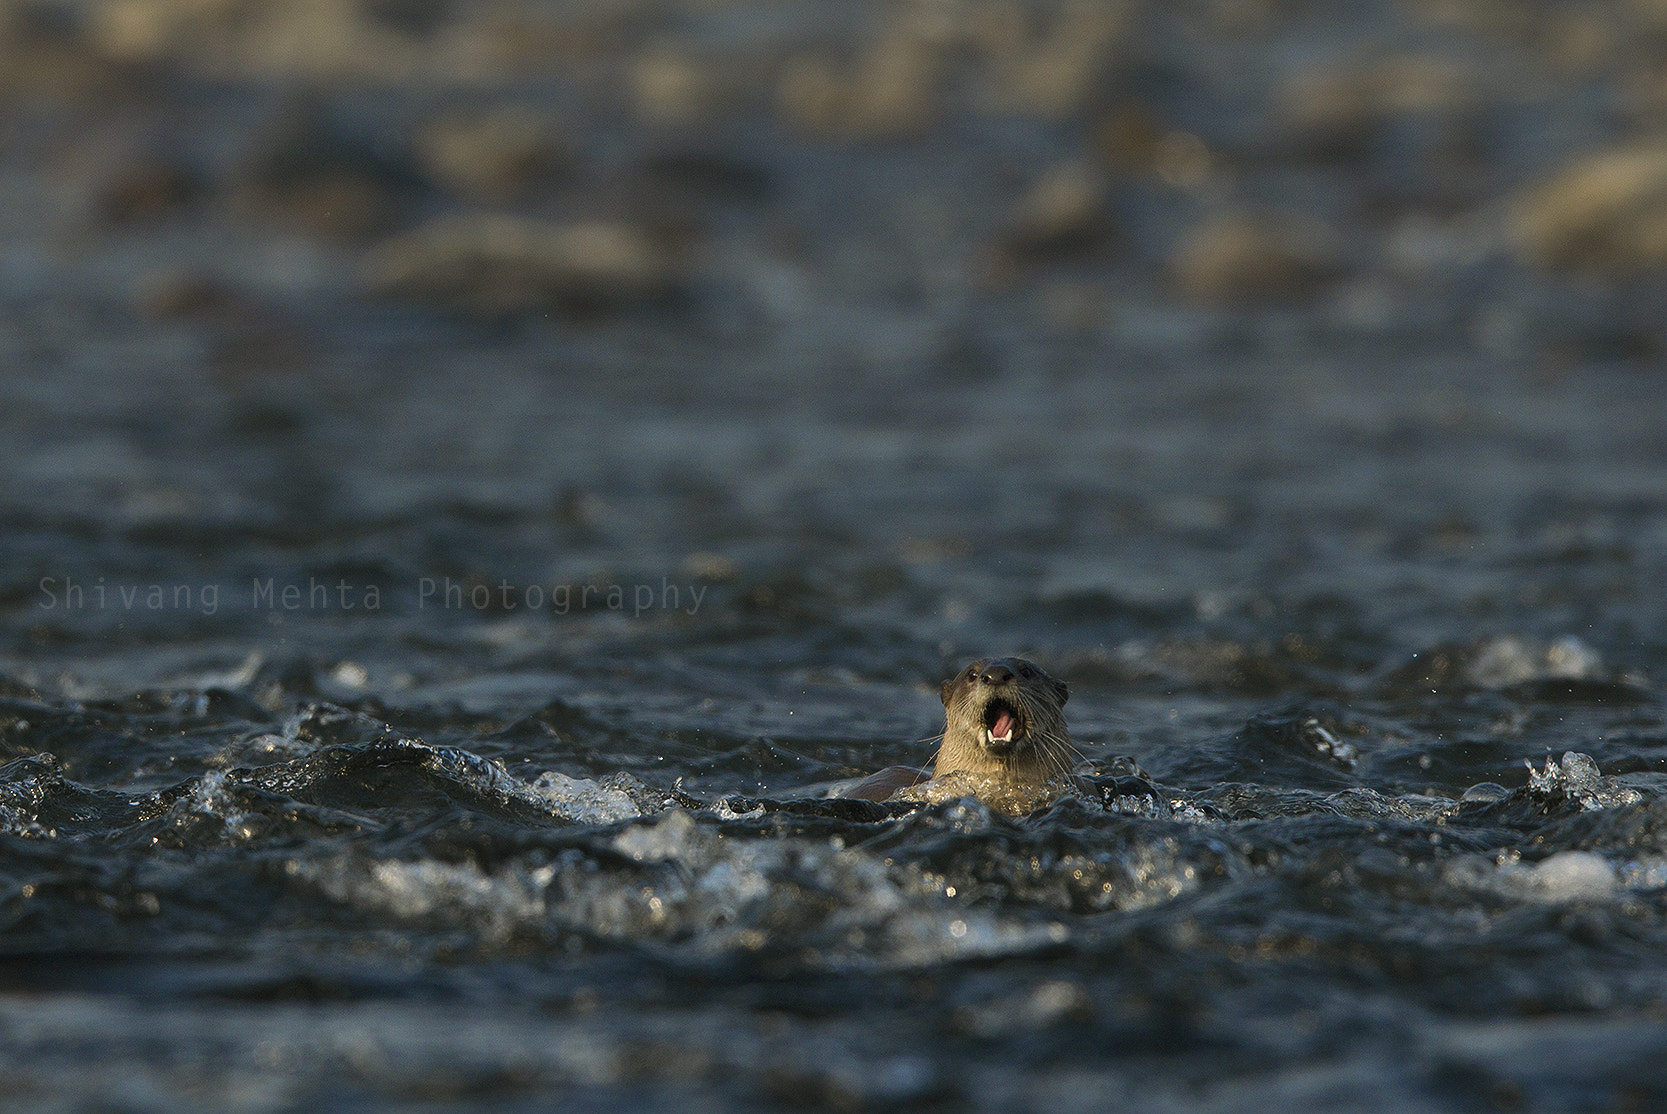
[
  {"xmin": 5, "ymin": 0, "xmax": 1667, "ymax": 683},
  {"xmin": 10, "ymin": 0, "xmax": 1667, "ymax": 360}
]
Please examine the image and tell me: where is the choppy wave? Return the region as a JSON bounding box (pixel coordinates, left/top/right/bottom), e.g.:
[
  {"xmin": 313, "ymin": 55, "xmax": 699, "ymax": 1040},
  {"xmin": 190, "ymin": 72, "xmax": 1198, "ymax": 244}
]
[{"xmin": 1, "ymin": 659, "xmax": 1665, "ymax": 1113}]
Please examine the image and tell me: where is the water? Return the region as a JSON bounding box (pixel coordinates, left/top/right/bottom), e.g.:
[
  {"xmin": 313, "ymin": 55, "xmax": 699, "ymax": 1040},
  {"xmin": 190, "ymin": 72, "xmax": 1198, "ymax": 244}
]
[
  {"xmin": 5, "ymin": 347, "xmax": 1666, "ymax": 1110},
  {"xmin": 5, "ymin": 0, "xmax": 1667, "ymax": 1109}
]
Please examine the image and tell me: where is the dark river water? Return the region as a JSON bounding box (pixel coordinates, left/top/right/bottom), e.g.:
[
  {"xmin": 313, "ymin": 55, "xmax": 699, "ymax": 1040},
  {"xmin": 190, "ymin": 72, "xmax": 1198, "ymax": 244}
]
[{"xmin": 5, "ymin": 1, "xmax": 1667, "ymax": 1110}]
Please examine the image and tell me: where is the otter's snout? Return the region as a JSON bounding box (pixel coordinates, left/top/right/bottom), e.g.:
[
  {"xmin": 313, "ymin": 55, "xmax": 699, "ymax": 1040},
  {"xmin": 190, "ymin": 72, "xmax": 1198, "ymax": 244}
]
[
  {"xmin": 940, "ymin": 657, "xmax": 1068, "ymax": 709},
  {"xmin": 972, "ymin": 663, "xmax": 1024, "ymax": 754},
  {"xmin": 976, "ymin": 662, "xmax": 1015, "ymax": 686},
  {"xmin": 938, "ymin": 657, "xmax": 1045, "ymax": 755}
]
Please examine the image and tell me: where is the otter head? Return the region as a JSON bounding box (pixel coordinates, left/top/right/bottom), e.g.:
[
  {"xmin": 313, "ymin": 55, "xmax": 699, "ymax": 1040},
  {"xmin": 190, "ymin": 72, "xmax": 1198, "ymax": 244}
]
[{"xmin": 940, "ymin": 657, "xmax": 1070, "ymax": 764}]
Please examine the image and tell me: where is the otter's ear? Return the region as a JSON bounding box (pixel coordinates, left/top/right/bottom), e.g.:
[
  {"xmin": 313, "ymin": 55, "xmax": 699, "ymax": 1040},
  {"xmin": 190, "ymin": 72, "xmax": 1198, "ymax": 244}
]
[
  {"xmin": 1053, "ymin": 678, "xmax": 1069, "ymax": 706},
  {"xmin": 940, "ymin": 678, "xmax": 955, "ymax": 706}
]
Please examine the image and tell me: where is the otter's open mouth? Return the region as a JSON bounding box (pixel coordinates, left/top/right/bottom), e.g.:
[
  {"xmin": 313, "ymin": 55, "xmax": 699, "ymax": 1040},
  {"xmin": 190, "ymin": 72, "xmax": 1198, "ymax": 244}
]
[{"xmin": 982, "ymin": 698, "xmax": 1026, "ymax": 752}]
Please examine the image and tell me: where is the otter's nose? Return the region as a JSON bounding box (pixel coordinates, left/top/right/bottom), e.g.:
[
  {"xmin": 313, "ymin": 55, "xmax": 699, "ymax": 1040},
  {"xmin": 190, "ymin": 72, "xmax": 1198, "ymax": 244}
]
[{"xmin": 978, "ymin": 663, "xmax": 1014, "ymax": 686}]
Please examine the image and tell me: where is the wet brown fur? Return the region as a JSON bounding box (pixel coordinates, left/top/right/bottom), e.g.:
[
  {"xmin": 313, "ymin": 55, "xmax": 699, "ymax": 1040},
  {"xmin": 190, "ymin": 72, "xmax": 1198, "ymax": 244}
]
[
  {"xmin": 842, "ymin": 657, "xmax": 1078, "ymax": 808},
  {"xmin": 931, "ymin": 657, "xmax": 1075, "ymax": 787}
]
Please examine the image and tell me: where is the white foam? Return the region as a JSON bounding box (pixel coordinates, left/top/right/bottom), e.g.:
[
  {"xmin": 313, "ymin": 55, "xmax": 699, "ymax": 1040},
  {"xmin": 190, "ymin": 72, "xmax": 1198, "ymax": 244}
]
[
  {"xmin": 522, "ymin": 770, "xmax": 642, "ymax": 825},
  {"xmin": 295, "ymin": 856, "xmax": 550, "ymax": 941},
  {"xmin": 1448, "ymin": 849, "xmax": 1617, "ymax": 903},
  {"xmin": 1527, "ymin": 851, "xmax": 1617, "ymax": 901}
]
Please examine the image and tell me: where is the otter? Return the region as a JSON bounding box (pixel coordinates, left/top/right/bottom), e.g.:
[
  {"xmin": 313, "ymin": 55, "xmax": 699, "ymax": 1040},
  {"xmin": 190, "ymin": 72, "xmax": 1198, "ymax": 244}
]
[{"xmin": 840, "ymin": 657, "xmax": 1081, "ymax": 816}]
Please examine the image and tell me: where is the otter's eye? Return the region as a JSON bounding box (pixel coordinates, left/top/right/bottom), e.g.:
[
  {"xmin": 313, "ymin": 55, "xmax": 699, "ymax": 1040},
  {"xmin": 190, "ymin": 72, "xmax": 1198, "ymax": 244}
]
[{"xmin": 1020, "ymin": 666, "xmax": 1034, "ymax": 678}]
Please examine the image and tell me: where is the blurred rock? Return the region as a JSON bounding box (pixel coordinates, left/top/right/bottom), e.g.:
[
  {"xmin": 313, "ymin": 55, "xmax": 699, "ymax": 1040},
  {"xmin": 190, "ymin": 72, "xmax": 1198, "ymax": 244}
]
[
  {"xmin": 631, "ymin": 42, "xmax": 742, "ymax": 127},
  {"xmin": 1092, "ymin": 117, "xmax": 1220, "ymax": 194},
  {"xmin": 972, "ymin": 0, "xmax": 1130, "ymax": 118},
  {"xmin": 1093, "ymin": 102, "xmax": 1166, "ymax": 172},
  {"xmin": 416, "ymin": 104, "xmax": 571, "ymax": 202},
  {"xmin": 680, "ymin": 551, "xmax": 739, "ymax": 583},
  {"xmin": 361, "ymin": 0, "xmax": 452, "ymax": 38},
  {"xmin": 0, "ymin": 1, "xmax": 154, "ymax": 103},
  {"xmin": 596, "ymin": 148, "xmax": 770, "ymax": 249},
  {"xmin": 1171, "ymin": 210, "xmax": 1341, "ymax": 302},
  {"xmin": 776, "ymin": 55, "xmax": 843, "ymax": 133},
  {"xmin": 361, "ymin": 214, "xmax": 684, "ymax": 318},
  {"xmin": 1038, "ymin": 280, "xmax": 1111, "ymax": 331},
  {"xmin": 206, "ymin": 318, "xmax": 317, "ymax": 381},
  {"xmin": 92, "ymin": 0, "xmax": 434, "ymax": 82},
  {"xmin": 235, "ymin": 101, "xmax": 424, "ymax": 241},
  {"xmin": 1010, "ymin": 162, "xmax": 1108, "ymax": 250},
  {"xmin": 63, "ymin": 0, "xmax": 478, "ymax": 83},
  {"xmin": 779, "ymin": 29, "xmax": 942, "ymax": 140},
  {"xmin": 989, "ymin": 161, "xmax": 1111, "ymax": 273},
  {"xmin": 134, "ymin": 267, "xmax": 316, "ymax": 380},
  {"xmin": 89, "ymin": 0, "xmax": 634, "ymax": 84},
  {"xmin": 1538, "ymin": 10, "xmax": 1616, "ymax": 77},
  {"xmin": 1279, "ymin": 54, "xmax": 1475, "ymax": 161},
  {"xmin": 442, "ymin": 7, "xmax": 623, "ymax": 72},
  {"xmin": 94, "ymin": 149, "xmax": 204, "ymax": 223},
  {"xmin": 134, "ymin": 266, "xmax": 235, "ymax": 319},
  {"xmin": 1151, "ymin": 131, "xmax": 1217, "ymax": 194},
  {"xmin": 635, "ymin": 148, "xmax": 772, "ymax": 206},
  {"xmin": 1510, "ymin": 143, "xmax": 1667, "ymax": 272}
]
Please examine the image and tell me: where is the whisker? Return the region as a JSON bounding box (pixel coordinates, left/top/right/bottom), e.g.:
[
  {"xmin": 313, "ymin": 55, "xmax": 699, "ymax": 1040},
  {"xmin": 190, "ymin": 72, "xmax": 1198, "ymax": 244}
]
[
  {"xmin": 917, "ymin": 730, "xmax": 945, "ymax": 779},
  {"xmin": 1050, "ymin": 732, "xmax": 1087, "ymax": 773},
  {"xmin": 1011, "ymin": 687, "xmax": 1081, "ymax": 792},
  {"xmin": 1039, "ymin": 730, "xmax": 1079, "ymax": 784},
  {"xmin": 1038, "ymin": 732, "xmax": 1076, "ymax": 786}
]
